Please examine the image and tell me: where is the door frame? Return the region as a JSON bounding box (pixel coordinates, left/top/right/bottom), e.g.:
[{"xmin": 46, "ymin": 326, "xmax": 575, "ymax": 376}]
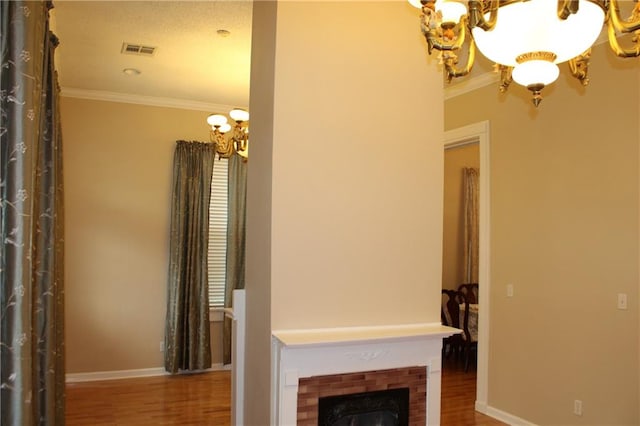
[{"xmin": 444, "ymin": 120, "xmax": 490, "ymax": 412}]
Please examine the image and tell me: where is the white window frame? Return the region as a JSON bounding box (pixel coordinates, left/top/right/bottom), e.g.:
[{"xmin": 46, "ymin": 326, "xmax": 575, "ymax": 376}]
[{"xmin": 208, "ymin": 157, "xmax": 228, "ymax": 314}]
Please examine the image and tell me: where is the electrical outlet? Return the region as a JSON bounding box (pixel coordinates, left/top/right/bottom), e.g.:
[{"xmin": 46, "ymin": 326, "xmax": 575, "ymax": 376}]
[
  {"xmin": 160, "ymin": 341, "xmax": 165, "ymax": 352},
  {"xmin": 574, "ymin": 399, "xmax": 583, "ymax": 416},
  {"xmin": 617, "ymin": 293, "xmax": 628, "ymax": 310},
  {"xmin": 506, "ymin": 284, "xmax": 514, "ymax": 298}
]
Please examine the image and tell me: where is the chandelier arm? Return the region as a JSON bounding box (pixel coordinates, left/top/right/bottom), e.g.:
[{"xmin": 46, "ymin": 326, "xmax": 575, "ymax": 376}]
[
  {"xmin": 422, "ymin": 15, "xmax": 469, "ymax": 53},
  {"xmin": 496, "ymin": 65, "xmax": 513, "ymax": 93},
  {"xmin": 468, "ymin": 0, "xmax": 499, "ymax": 31},
  {"xmin": 608, "ymin": 0, "xmax": 640, "ymax": 33},
  {"xmin": 443, "ymin": 38, "xmax": 476, "ymax": 81},
  {"xmin": 443, "ymin": 18, "xmax": 467, "ymax": 51},
  {"xmin": 232, "ymin": 124, "xmax": 249, "ymax": 154},
  {"xmin": 557, "ymin": 0, "xmax": 580, "ymax": 20},
  {"xmin": 607, "ymin": 15, "xmax": 640, "ymax": 57},
  {"xmin": 420, "ymin": 11, "xmax": 436, "ymax": 54},
  {"xmin": 211, "ymin": 129, "xmax": 234, "ymax": 159},
  {"xmin": 567, "ymin": 49, "xmax": 592, "ymax": 86}
]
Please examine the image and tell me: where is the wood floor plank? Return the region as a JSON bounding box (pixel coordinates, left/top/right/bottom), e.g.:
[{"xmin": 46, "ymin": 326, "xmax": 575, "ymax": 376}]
[
  {"xmin": 441, "ymin": 358, "xmax": 506, "ymax": 426},
  {"xmin": 65, "ymin": 371, "xmax": 231, "ymax": 425},
  {"xmin": 65, "ymin": 362, "xmax": 505, "ymax": 425}
]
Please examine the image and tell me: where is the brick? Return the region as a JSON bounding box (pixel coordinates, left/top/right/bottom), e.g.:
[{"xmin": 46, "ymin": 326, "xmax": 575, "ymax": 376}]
[{"xmin": 295, "ymin": 366, "xmax": 427, "ymax": 421}]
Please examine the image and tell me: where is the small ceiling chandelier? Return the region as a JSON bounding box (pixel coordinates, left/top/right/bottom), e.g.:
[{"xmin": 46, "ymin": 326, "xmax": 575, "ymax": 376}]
[
  {"xmin": 409, "ymin": 0, "xmax": 640, "ymax": 106},
  {"xmin": 206, "ymin": 108, "xmax": 250, "ymax": 159}
]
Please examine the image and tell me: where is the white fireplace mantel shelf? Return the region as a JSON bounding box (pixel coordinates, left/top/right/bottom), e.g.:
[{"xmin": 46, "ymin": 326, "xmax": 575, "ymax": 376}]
[
  {"xmin": 273, "ymin": 323, "xmax": 458, "ymax": 348},
  {"xmin": 271, "ymin": 322, "xmax": 459, "ymax": 425}
]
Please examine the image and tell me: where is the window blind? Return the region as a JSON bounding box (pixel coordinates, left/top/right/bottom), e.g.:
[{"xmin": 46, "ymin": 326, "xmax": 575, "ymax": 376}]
[{"xmin": 208, "ymin": 157, "xmax": 228, "ymax": 307}]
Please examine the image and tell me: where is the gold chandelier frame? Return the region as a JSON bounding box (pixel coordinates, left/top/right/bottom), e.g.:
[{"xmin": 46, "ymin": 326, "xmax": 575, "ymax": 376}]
[
  {"xmin": 207, "ymin": 108, "xmax": 249, "ymax": 160},
  {"xmin": 417, "ymin": 0, "xmax": 640, "ymax": 106}
]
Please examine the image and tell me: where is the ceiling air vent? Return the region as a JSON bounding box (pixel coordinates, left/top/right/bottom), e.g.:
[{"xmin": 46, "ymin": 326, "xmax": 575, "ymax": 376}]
[{"xmin": 121, "ymin": 42, "xmax": 156, "ymax": 56}]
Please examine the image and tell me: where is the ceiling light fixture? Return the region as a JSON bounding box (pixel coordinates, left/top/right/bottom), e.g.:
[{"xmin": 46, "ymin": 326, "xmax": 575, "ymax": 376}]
[
  {"xmin": 207, "ymin": 108, "xmax": 249, "ymax": 159},
  {"xmin": 408, "ymin": 0, "xmax": 640, "ymax": 106},
  {"xmin": 122, "ymin": 68, "xmax": 141, "ymax": 76}
]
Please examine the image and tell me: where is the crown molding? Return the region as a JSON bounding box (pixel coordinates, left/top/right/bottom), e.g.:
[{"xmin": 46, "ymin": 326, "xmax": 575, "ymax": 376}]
[
  {"xmin": 60, "ymin": 87, "xmax": 241, "ymax": 113},
  {"xmin": 444, "ymin": 72, "xmax": 499, "ymax": 100}
]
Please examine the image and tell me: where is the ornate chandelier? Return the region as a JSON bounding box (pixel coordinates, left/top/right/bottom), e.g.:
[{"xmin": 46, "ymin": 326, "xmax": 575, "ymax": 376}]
[
  {"xmin": 409, "ymin": 0, "xmax": 640, "ymax": 106},
  {"xmin": 206, "ymin": 108, "xmax": 250, "ymax": 159}
]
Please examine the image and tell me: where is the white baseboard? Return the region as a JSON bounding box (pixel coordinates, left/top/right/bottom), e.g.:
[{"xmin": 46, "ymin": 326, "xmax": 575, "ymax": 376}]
[
  {"xmin": 65, "ymin": 363, "xmax": 230, "ymax": 383},
  {"xmin": 475, "ymin": 402, "xmax": 537, "ymax": 426}
]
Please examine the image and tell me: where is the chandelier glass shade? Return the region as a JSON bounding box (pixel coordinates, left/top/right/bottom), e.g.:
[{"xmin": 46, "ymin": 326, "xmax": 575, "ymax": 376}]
[
  {"xmin": 207, "ymin": 108, "xmax": 249, "ymax": 159},
  {"xmin": 409, "ymin": 0, "xmax": 640, "ymax": 106}
]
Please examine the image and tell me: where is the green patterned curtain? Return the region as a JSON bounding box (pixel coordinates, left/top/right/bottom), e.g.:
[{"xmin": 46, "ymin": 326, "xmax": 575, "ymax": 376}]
[
  {"xmin": 165, "ymin": 141, "xmax": 215, "ymax": 373},
  {"xmin": 1, "ymin": 1, "xmax": 65, "ymax": 424},
  {"xmin": 223, "ymin": 153, "xmax": 247, "ymax": 365},
  {"xmin": 463, "ymin": 167, "xmax": 479, "ymax": 283}
]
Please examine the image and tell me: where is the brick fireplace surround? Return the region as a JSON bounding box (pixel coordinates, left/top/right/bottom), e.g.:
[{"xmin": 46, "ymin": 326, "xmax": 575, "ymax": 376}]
[
  {"xmin": 297, "ymin": 366, "xmax": 427, "ymax": 425},
  {"xmin": 271, "ymin": 324, "xmax": 457, "ymax": 425}
]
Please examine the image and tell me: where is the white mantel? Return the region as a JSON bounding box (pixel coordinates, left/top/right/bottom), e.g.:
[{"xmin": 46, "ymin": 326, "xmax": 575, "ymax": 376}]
[{"xmin": 271, "ymin": 323, "xmax": 458, "ymax": 425}]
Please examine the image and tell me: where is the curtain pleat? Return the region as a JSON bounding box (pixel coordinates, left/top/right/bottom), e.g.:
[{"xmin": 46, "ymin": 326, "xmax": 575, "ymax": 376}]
[
  {"xmin": 1, "ymin": 1, "xmax": 65, "ymax": 424},
  {"xmin": 462, "ymin": 167, "xmax": 479, "ymax": 283},
  {"xmin": 223, "ymin": 153, "xmax": 247, "ymax": 365},
  {"xmin": 165, "ymin": 141, "xmax": 215, "ymax": 373}
]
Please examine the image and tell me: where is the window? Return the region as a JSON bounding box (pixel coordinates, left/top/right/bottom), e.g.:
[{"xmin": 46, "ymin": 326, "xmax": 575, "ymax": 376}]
[{"xmin": 208, "ymin": 157, "xmax": 228, "ymax": 308}]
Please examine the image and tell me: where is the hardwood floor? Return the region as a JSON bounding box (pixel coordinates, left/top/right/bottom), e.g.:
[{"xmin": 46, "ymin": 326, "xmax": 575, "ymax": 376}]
[
  {"xmin": 65, "ymin": 363, "xmax": 505, "ymax": 425},
  {"xmin": 65, "ymin": 371, "xmax": 231, "ymax": 425},
  {"xmin": 441, "ymin": 358, "xmax": 506, "ymax": 426}
]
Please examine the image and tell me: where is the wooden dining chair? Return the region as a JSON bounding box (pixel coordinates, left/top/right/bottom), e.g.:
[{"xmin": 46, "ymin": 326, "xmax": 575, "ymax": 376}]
[
  {"xmin": 441, "ymin": 289, "xmax": 464, "ymax": 359},
  {"xmin": 458, "ymin": 283, "xmax": 479, "ymax": 304},
  {"xmin": 458, "ymin": 290, "xmax": 478, "ymax": 372}
]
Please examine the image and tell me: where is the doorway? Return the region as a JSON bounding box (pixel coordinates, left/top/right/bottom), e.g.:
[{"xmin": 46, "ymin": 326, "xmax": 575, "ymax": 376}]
[{"xmin": 443, "ymin": 121, "xmax": 490, "ymax": 413}]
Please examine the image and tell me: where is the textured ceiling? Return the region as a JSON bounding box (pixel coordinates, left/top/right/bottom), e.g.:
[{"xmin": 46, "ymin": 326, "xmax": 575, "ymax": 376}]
[
  {"xmin": 50, "ymin": 2, "xmax": 626, "ymax": 110},
  {"xmin": 52, "ymin": 0, "xmax": 253, "ymax": 109}
]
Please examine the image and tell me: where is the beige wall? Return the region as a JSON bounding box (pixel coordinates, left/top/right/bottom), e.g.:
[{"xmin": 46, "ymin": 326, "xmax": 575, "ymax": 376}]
[
  {"xmin": 245, "ymin": 1, "xmax": 444, "ymax": 422},
  {"xmin": 269, "ymin": 1, "xmax": 443, "ymax": 330},
  {"xmin": 62, "ymin": 97, "xmax": 224, "ymax": 373},
  {"xmin": 442, "ymin": 143, "xmax": 479, "ymax": 291},
  {"xmin": 446, "ymin": 42, "xmax": 640, "ymax": 425}
]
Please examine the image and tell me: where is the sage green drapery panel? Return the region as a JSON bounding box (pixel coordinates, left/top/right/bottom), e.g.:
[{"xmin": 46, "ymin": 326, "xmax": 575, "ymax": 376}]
[
  {"xmin": 165, "ymin": 141, "xmax": 214, "ymax": 373},
  {"xmin": 223, "ymin": 153, "xmax": 247, "ymax": 365},
  {"xmin": 0, "ymin": 1, "xmax": 65, "ymax": 424},
  {"xmin": 463, "ymin": 167, "xmax": 479, "ymax": 283}
]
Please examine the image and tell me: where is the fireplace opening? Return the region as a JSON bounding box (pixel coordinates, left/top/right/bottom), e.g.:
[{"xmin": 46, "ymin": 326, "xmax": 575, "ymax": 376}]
[{"xmin": 317, "ymin": 387, "xmax": 410, "ymax": 426}]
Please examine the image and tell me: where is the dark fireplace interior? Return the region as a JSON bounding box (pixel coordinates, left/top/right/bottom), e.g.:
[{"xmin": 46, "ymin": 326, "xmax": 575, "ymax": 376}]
[{"xmin": 318, "ymin": 387, "xmax": 410, "ymax": 426}]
